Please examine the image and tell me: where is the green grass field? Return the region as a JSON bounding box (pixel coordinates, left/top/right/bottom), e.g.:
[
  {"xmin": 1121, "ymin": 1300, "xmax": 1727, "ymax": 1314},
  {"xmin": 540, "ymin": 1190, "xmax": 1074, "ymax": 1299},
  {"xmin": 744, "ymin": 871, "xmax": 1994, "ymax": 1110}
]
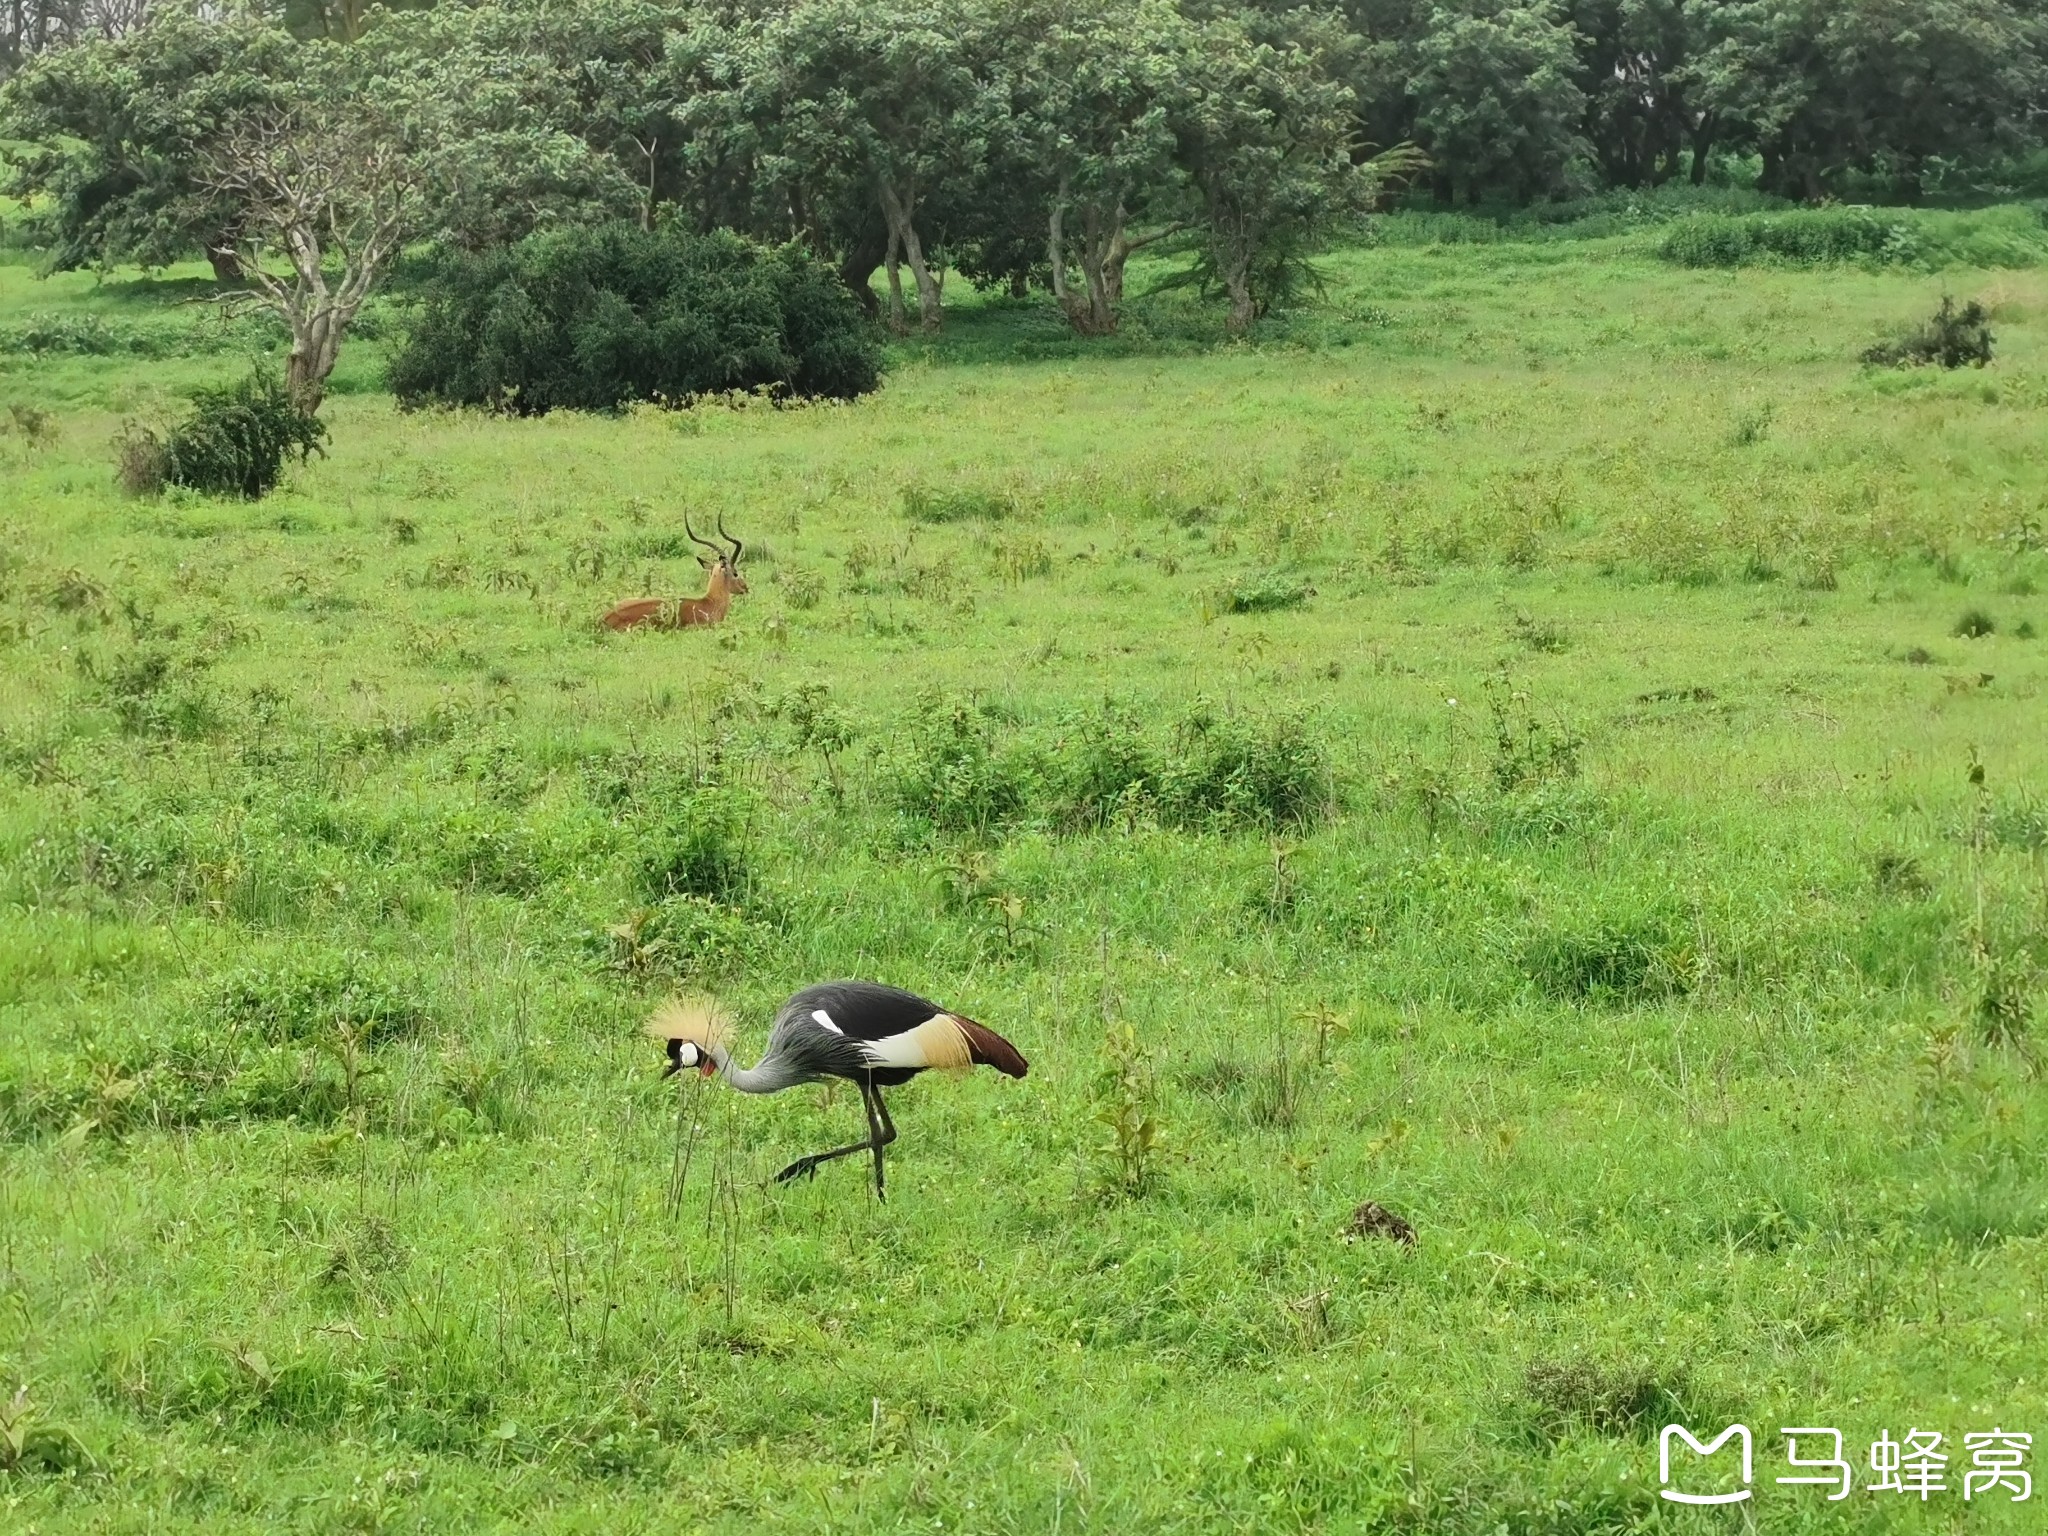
[{"xmin": 2, "ymin": 222, "xmax": 2046, "ymax": 1533}]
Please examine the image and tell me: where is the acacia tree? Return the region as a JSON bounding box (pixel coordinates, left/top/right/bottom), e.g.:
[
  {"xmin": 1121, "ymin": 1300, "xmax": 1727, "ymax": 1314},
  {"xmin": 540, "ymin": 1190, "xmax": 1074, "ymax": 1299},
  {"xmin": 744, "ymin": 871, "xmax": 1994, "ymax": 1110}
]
[
  {"xmin": 204, "ymin": 99, "xmax": 412, "ymax": 414},
  {"xmin": 354, "ymin": 0, "xmax": 649, "ymax": 251},
  {"xmin": 1169, "ymin": 8, "xmax": 1412, "ymax": 334},
  {"xmin": 0, "ymin": 6, "xmax": 296, "ymax": 277},
  {"xmin": 997, "ymin": 0, "xmax": 1188, "ymax": 335},
  {"xmin": 754, "ymin": 0, "xmax": 993, "ymax": 332}
]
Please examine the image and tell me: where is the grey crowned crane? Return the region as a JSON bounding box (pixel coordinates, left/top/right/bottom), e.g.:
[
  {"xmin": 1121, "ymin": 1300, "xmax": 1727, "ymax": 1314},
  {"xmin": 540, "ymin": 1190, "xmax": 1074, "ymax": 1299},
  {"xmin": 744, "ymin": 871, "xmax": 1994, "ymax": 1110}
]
[{"xmin": 647, "ymin": 981, "xmax": 1029, "ymax": 1199}]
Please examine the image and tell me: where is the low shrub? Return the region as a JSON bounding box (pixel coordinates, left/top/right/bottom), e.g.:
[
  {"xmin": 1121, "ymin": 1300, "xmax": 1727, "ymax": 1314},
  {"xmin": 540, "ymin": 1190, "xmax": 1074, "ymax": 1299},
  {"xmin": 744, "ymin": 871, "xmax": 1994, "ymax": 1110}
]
[
  {"xmin": 1660, "ymin": 207, "xmax": 1916, "ymax": 267},
  {"xmin": 639, "ymin": 795, "xmax": 750, "ymax": 904},
  {"xmin": 603, "ymin": 896, "xmax": 770, "ymax": 981},
  {"xmin": 1219, "ymin": 572, "xmax": 1315, "ymax": 614},
  {"xmin": 889, "ymin": 697, "xmax": 1038, "ymax": 835},
  {"xmin": 117, "ymin": 369, "xmax": 327, "ymax": 500},
  {"xmin": 0, "ymin": 310, "xmax": 283, "ymax": 358},
  {"xmin": 1954, "ymin": 606, "xmax": 1997, "ymax": 638},
  {"xmin": 388, "ymin": 224, "xmax": 882, "ymax": 414},
  {"xmin": 901, "ymin": 484, "xmax": 1014, "ymax": 523},
  {"xmin": 1862, "ymin": 298, "xmax": 1994, "ymax": 370},
  {"xmin": 1049, "ymin": 704, "xmax": 1160, "ymax": 831},
  {"xmin": 1156, "ymin": 708, "xmax": 1330, "ymax": 831},
  {"xmin": 1524, "ymin": 1356, "xmax": 1690, "ymax": 1439},
  {"xmin": 211, "ymin": 951, "xmax": 429, "ymax": 1046},
  {"xmin": 898, "ymin": 697, "xmax": 1334, "ymax": 837}
]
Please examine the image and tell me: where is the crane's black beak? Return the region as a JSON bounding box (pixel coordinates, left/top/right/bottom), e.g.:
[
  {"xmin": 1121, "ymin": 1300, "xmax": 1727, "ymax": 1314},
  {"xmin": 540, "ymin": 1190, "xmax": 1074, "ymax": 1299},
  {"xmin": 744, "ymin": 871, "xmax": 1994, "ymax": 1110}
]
[{"xmin": 661, "ymin": 1059, "xmax": 681, "ymax": 1078}]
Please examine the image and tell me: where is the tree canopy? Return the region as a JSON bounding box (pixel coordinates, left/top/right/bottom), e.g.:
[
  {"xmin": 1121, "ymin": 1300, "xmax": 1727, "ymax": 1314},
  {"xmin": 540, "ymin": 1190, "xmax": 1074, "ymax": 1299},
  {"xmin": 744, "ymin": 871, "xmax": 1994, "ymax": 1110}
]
[{"xmin": 3, "ymin": 0, "xmax": 2043, "ymax": 342}]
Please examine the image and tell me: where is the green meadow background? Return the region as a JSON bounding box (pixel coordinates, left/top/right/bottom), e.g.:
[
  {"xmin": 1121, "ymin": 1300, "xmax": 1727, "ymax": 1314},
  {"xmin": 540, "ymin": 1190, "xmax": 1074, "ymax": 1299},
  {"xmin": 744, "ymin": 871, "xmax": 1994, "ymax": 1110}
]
[{"xmin": 2, "ymin": 211, "xmax": 2045, "ymax": 1532}]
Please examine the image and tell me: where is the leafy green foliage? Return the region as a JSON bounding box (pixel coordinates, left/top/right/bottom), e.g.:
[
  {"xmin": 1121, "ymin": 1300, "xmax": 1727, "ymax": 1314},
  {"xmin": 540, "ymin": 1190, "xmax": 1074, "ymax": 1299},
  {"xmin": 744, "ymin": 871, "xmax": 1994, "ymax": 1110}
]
[
  {"xmin": 0, "ymin": 10, "xmax": 298, "ymax": 273},
  {"xmin": 888, "ymin": 696, "xmax": 1036, "ymax": 835},
  {"xmin": 212, "ymin": 951, "xmax": 428, "ymax": 1047},
  {"xmin": 120, "ymin": 369, "xmax": 326, "ymax": 500},
  {"xmin": 388, "ymin": 224, "xmax": 881, "ymax": 414},
  {"xmin": 1523, "ymin": 910, "xmax": 1699, "ymax": 1003},
  {"xmin": 638, "ymin": 795, "xmax": 751, "ymax": 905},
  {"xmin": 900, "ymin": 484, "xmax": 1015, "ymax": 523},
  {"xmin": 890, "ymin": 697, "xmax": 1331, "ymax": 837}
]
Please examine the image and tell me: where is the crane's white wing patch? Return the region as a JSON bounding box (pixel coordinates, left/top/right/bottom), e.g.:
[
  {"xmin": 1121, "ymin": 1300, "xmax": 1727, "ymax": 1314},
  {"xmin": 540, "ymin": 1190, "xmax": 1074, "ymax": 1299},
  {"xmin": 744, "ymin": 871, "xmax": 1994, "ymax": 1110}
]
[
  {"xmin": 858, "ymin": 1013, "xmax": 973, "ymax": 1072},
  {"xmin": 811, "ymin": 1008, "xmax": 844, "ymax": 1035}
]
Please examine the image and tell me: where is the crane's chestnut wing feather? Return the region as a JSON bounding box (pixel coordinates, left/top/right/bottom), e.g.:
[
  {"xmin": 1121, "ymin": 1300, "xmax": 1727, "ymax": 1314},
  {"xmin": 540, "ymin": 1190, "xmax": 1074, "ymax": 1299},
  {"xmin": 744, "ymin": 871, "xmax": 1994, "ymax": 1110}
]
[{"xmin": 954, "ymin": 1016, "xmax": 1029, "ymax": 1078}]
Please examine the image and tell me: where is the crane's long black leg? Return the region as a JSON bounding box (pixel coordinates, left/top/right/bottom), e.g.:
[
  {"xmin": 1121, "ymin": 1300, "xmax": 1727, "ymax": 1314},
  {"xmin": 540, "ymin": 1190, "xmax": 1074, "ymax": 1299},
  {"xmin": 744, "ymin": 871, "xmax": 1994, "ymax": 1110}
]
[
  {"xmin": 865, "ymin": 1080, "xmax": 897, "ymax": 1201},
  {"xmin": 774, "ymin": 1077, "xmax": 886, "ymax": 1187},
  {"xmin": 773, "ymin": 1138, "xmax": 870, "ymax": 1184}
]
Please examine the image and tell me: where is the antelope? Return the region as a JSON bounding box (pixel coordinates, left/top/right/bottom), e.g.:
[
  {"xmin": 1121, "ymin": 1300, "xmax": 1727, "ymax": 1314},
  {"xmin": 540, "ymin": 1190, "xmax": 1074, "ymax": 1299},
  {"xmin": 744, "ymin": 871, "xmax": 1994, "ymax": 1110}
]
[{"xmin": 600, "ymin": 516, "xmax": 748, "ymax": 631}]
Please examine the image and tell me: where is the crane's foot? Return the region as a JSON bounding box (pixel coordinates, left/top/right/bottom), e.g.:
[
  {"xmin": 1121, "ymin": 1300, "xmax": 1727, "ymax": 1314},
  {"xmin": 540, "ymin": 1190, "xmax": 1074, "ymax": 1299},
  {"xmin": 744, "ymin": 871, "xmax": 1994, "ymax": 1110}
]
[{"xmin": 774, "ymin": 1156, "xmax": 822, "ymax": 1183}]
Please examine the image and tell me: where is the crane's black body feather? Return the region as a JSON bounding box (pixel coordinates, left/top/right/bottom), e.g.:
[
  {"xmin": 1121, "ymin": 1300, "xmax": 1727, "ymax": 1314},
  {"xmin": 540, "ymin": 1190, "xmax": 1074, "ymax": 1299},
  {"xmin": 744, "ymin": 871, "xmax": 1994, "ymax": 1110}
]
[{"xmin": 772, "ymin": 980, "xmax": 953, "ymax": 1085}]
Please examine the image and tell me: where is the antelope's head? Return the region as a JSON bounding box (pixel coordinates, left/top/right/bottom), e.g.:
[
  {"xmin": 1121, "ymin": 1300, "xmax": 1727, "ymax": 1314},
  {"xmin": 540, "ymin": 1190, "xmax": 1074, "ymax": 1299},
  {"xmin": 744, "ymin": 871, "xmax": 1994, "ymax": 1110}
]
[{"xmin": 687, "ymin": 516, "xmax": 748, "ymax": 596}]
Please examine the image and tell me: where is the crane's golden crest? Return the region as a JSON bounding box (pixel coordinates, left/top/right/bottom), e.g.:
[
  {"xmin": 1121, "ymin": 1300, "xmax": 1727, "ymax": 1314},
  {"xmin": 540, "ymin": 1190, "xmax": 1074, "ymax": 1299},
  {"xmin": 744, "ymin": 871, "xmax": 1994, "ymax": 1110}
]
[{"xmin": 643, "ymin": 995, "xmax": 732, "ymax": 1053}]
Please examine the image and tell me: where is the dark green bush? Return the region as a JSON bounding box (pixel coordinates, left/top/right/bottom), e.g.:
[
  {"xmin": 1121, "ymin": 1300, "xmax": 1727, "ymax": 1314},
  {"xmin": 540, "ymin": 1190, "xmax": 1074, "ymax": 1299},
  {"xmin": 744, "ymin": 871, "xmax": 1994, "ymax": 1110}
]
[
  {"xmin": 1220, "ymin": 572, "xmax": 1315, "ymax": 614},
  {"xmin": 639, "ymin": 795, "xmax": 750, "ymax": 904},
  {"xmin": 1156, "ymin": 708, "xmax": 1330, "ymax": 831},
  {"xmin": 389, "ymin": 224, "xmax": 882, "ymax": 414},
  {"xmin": 1954, "ymin": 606, "xmax": 1997, "ymax": 637},
  {"xmin": 1863, "ymin": 298, "xmax": 1994, "ymax": 369},
  {"xmin": 890, "ymin": 697, "xmax": 1038, "ymax": 835},
  {"xmin": 119, "ymin": 369, "xmax": 327, "ymax": 500}
]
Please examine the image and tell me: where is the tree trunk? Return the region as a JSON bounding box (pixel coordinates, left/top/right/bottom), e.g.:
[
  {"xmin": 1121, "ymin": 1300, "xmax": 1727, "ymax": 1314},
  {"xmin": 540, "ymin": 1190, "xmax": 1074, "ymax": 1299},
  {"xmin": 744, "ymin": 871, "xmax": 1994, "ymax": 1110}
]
[
  {"xmin": 206, "ymin": 242, "xmax": 244, "ymax": 283},
  {"xmin": 883, "ymin": 227, "xmax": 908, "ymax": 334},
  {"xmin": 1689, "ymin": 123, "xmax": 1715, "ymax": 185},
  {"xmin": 287, "ymin": 309, "xmax": 346, "ymax": 416},
  {"xmin": 877, "ymin": 180, "xmax": 940, "ymax": 333},
  {"xmin": 838, "ymin": 222, "xmax": 888, "ymax": 319},
  {"xmin": 898, "ymin": 225, "xmax": 942, "ymax": 334},
  {"xmin": 1049, "ymin": 194, "xmax": 1121, "ymax": 338},
  {"xmin": 1224, "ymin": 284, "xmax": 1255, "ymax": 336}
]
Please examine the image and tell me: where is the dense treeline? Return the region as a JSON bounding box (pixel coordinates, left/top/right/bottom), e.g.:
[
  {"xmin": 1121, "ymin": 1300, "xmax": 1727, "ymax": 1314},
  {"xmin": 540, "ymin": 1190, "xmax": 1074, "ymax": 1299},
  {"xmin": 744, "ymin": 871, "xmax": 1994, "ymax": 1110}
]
[{"xmin": 4, "ymin": 0, "xmax": 2045, "ymax": 355}]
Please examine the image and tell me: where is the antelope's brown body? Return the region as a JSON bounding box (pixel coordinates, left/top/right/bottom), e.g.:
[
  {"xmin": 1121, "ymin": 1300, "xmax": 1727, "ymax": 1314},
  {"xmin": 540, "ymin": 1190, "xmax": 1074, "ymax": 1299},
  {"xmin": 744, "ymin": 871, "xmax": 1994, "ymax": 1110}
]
[{"xmin": 600, "ymin": 516, "xmax": 747, "ymax": 631}]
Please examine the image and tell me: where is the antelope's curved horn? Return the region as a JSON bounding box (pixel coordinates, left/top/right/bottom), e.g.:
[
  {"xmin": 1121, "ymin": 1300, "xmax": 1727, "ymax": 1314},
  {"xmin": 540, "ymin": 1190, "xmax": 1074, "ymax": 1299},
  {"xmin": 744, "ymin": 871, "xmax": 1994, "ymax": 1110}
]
[
  {"xmin": 716, "ymin": 514, "xmax": 743, "ymax": 565},
  {"xmin": 684, "ymin": 515, "xmax": 722, "ymax": 561}
]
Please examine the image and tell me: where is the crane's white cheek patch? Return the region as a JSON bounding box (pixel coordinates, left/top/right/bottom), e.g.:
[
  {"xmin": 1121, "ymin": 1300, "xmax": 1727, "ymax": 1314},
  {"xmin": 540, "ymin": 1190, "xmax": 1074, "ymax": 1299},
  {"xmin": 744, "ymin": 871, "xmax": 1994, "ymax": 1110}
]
[{"xmin": 811, "ymin": 1008, "xmax": 844, "ymax": 1036}]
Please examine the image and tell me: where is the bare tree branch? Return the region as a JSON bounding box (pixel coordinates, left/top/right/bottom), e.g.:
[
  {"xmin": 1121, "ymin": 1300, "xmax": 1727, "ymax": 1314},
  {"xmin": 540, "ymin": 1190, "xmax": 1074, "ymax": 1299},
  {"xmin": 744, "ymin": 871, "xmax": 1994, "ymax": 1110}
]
[{"xmin": 201, "ymin": 102, "xmax": 415, "ymax": 414}]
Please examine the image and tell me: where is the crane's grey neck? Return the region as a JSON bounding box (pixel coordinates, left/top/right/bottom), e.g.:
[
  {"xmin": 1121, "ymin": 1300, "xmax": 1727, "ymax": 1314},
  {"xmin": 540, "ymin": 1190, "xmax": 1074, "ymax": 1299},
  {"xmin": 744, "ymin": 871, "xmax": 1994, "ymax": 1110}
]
[{"xmin": 710, "ymin": 1043, "xmax": 800, "ymax": 1094}]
